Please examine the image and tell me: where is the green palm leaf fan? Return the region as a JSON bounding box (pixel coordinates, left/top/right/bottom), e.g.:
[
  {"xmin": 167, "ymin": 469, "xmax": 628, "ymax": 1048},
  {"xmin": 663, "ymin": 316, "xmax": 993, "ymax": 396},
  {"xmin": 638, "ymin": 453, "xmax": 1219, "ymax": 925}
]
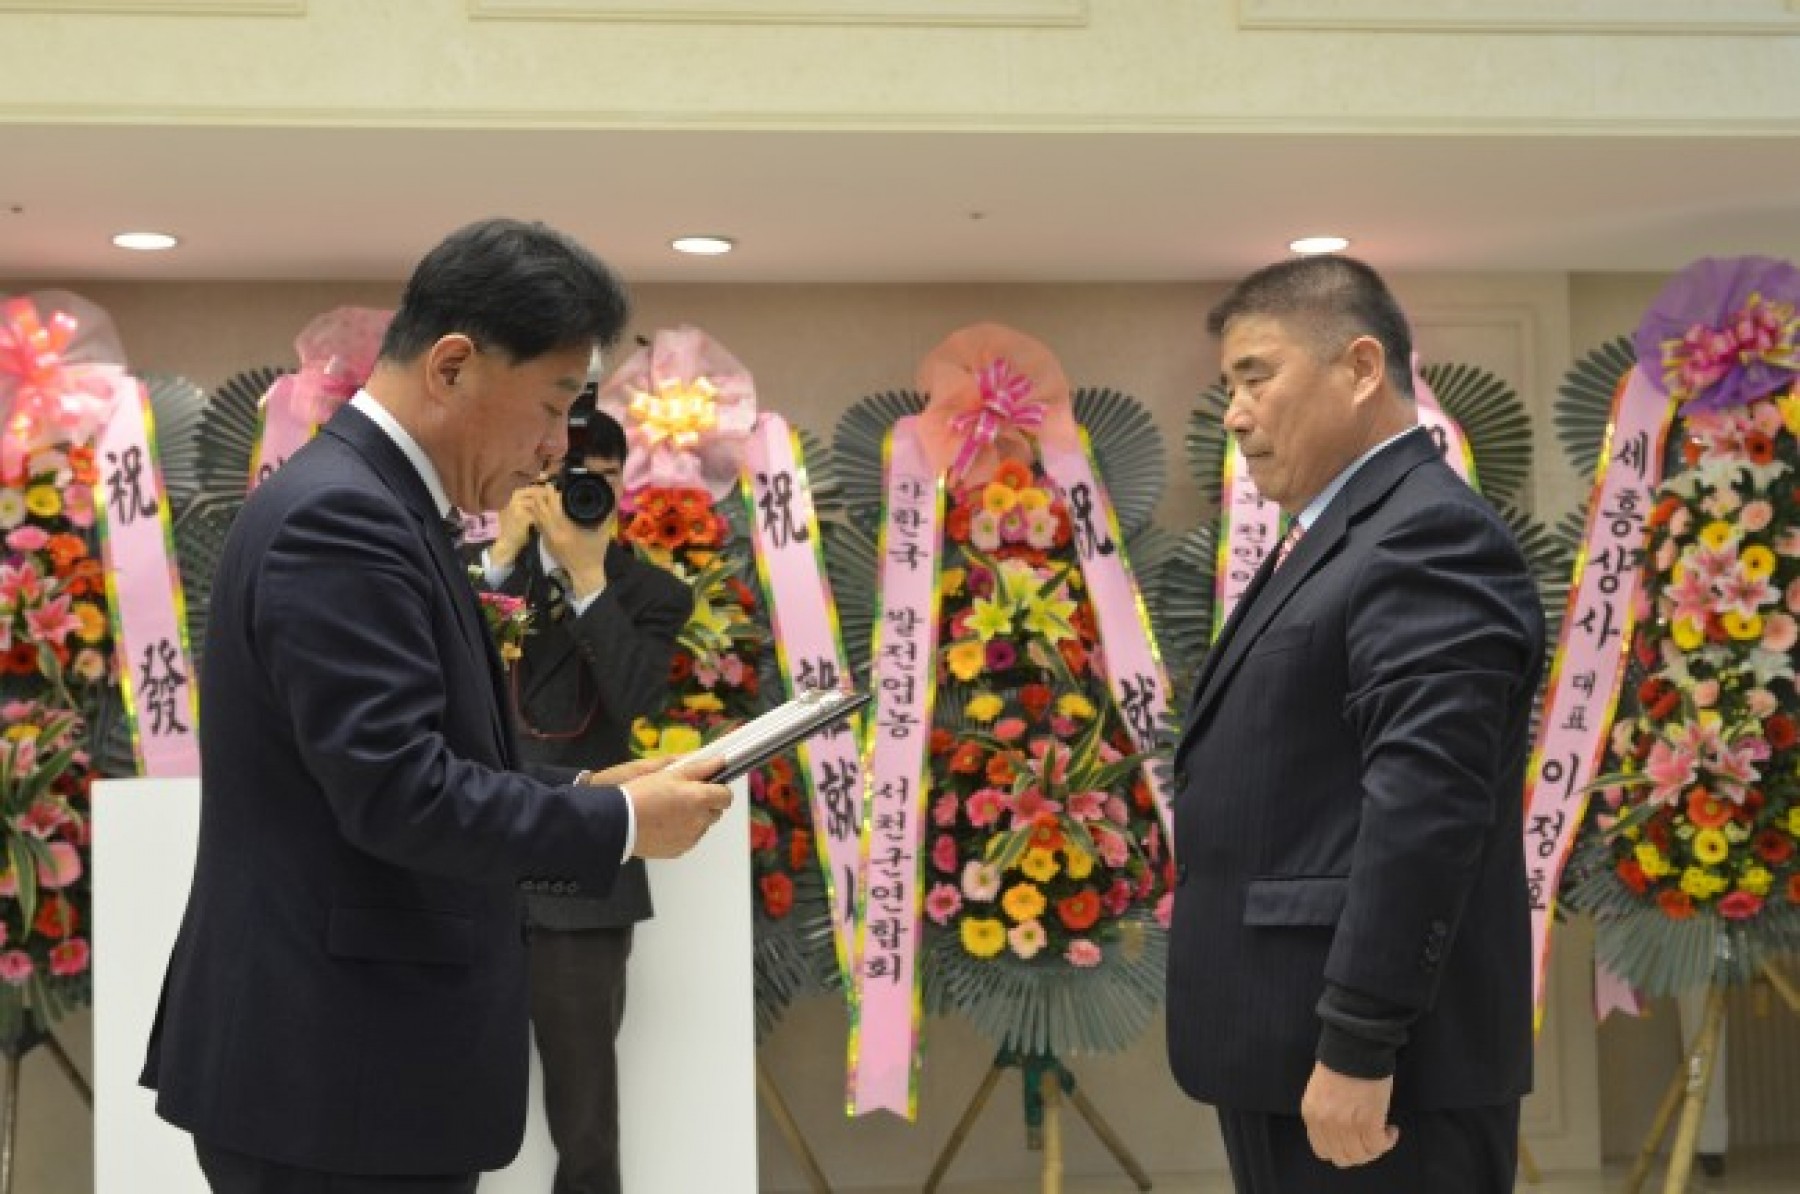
[
  {"xmin": 1554, "ymin": 336, "xmax": 1637, "ymax": 483},
  {"xmin": 174, "ymin": 366, "xmax": 290, "ymax": 674}
]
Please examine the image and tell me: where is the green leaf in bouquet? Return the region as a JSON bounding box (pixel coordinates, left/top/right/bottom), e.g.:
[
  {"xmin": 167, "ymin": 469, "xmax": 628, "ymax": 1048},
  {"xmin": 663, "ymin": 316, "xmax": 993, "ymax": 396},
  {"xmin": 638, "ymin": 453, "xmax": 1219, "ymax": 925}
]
[
  {"xmin": 986, "ymin": 827, "xmax": 1033, "ymax": 874},
  {"xmin": 1056, "ymin": 813, "xmax": 1100, "ymax": 863},
  {"xmin": 6, "ymin": 836, "xmax": 39, "ymax": 936}
]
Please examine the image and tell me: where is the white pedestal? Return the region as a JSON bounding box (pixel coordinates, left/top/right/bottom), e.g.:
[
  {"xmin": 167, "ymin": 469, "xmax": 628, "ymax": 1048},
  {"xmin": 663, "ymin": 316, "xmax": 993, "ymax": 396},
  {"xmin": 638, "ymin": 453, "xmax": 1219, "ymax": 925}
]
[{"xmin": 93, "ymin": 776, "xmax": 756, "ymax": 1192}]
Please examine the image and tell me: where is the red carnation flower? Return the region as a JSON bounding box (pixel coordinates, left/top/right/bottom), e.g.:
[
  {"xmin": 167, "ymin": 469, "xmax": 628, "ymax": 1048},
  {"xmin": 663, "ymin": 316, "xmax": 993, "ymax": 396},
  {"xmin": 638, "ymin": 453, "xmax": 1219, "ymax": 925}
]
[{"xmin": 760, "ymin": 872, "xmax": 794, "ymax": 919}]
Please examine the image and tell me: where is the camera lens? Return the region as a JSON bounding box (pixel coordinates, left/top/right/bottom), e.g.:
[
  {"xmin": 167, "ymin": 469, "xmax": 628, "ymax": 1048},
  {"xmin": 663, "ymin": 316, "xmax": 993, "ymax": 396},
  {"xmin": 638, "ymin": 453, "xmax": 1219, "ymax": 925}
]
[{"xmin": 560, "ymin": 469, "xmax": 615, "ymax": 528}]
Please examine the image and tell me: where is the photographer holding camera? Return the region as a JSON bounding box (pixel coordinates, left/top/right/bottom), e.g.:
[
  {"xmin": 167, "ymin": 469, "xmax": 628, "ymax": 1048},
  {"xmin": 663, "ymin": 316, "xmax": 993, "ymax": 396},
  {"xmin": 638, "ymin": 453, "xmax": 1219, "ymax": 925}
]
[{"xmin": 481, "ymin": 392, "xmax": 693, "ymax": 1194}]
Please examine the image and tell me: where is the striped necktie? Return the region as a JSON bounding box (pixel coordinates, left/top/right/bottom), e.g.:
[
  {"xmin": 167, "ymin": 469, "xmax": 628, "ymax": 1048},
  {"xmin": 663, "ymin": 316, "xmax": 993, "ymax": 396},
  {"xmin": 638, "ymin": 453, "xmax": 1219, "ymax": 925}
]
[{"xmin": 1273, "ymin": 519, "xmax": 1306, "ymax": 570}]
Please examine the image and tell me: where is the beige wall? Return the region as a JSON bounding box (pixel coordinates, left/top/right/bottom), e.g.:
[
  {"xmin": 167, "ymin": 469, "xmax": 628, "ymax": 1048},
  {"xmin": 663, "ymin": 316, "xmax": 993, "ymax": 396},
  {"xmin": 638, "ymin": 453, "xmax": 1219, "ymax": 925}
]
[{"xmin": 5, "ymin": 0, "xmax": 1796, "ymax": 133}]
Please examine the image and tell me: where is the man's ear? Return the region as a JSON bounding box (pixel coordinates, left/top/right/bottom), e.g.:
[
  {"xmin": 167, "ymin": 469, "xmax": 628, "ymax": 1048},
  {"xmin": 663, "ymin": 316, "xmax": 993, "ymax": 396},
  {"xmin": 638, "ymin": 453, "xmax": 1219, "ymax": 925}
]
[
  {"xmin": 424, "ymin": 334, "xmax": 477, "ymax": 399},
  {"xmin": 1344, "ymin": 335, "xmax": 1386, "ymax": 405}
]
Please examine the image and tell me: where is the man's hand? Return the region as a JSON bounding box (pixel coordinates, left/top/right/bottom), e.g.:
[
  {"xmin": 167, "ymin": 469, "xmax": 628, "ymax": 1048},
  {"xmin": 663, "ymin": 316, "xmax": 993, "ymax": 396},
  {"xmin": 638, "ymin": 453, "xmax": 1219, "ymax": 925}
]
[
  {"xmin": 601, "ymin": 756, "xmax": 731, "ymax": 859},
  {"xmin": 490, "ymin": 483, "xmax": 545, "ymax": 571},
  {"xmin": 531, "ymin": 489, "xmax": 613, "ymax": 600},
  {"xmin": 1300, "ymin": 1062, "xmax": 1399, "ymax": 1169}
]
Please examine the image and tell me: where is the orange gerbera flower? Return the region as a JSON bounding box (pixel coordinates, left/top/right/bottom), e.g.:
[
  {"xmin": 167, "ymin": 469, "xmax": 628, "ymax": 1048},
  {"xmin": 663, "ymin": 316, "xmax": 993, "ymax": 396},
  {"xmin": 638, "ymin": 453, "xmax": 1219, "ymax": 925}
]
[
  {"xmin": 45, "ymin": 533, "xmax": 88, "ymax": 570},
  {"xmin": 1685, "ymin": 787, "xmax": 1733, "ymax": 830},
  {"xmin": 68, "ymin": 445, "xmax": 98, "ymax": 486},
  {"xmin": 994, "ymin": 460, "xmax": 1033, "ymax": 490},
  {"xmin": 1055, "ymin": 888, "xmax": 1101, "ymax": 932},
  {"xmin": 949, "ymin": 741, "xmax": 986, "ymax": 775}
]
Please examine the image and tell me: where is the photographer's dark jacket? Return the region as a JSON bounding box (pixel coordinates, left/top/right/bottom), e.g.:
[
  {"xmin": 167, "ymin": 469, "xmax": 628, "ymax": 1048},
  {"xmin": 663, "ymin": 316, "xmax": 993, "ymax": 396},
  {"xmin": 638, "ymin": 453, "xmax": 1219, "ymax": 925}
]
[{"xmin": 496, "ymin": 538, "xmax": 693, "ymax": 929}]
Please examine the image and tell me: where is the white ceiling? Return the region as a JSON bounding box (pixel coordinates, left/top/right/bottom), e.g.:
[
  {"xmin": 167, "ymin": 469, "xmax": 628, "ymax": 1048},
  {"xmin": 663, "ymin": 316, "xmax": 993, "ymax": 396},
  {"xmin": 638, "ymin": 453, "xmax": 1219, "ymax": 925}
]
[{"xmin": 2, "ymin": 125, "xmax": 1798, "ymax": 283}]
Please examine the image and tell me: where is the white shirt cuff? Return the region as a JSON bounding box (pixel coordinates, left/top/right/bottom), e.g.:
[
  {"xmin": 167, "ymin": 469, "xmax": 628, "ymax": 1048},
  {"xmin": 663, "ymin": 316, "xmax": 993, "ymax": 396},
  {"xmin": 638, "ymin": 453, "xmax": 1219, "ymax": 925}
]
[
  {"xmin": 577, "ymin": 770, "xmax": 637, "ymax": 862},
  {"xmin": 618, "ymin": 781, "xmax": 637, "ymax": 862},
  {"xmin": 481, "ymin": 548, "xmax": 515, "ymax": 589}
]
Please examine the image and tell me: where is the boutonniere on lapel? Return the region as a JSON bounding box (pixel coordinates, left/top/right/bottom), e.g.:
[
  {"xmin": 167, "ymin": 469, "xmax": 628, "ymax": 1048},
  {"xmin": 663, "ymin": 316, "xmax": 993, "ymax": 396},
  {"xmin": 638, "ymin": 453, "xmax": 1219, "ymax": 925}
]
[{"xmin": 468, "ymin": 567, "xmax": 533, "ymax": 664}]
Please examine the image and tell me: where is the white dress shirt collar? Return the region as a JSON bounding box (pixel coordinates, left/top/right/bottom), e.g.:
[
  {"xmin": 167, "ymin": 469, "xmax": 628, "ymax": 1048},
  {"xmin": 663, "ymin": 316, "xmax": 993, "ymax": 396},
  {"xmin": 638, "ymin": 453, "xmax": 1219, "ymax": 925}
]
[{"xmin": 349, "ymin": 391, "xmax": 456, "ymax": 521}]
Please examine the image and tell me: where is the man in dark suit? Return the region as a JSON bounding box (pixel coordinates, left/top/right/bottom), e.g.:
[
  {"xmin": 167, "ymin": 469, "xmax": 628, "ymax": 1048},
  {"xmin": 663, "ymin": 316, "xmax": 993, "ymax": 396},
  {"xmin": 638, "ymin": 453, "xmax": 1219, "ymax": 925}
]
[
  {"xmin": 141, "ymin": 218, "xmax": 733, "ymax": 1194},
  {"xmin": 479, "ymin": 402, "xmax": 693, "ymax": 1194},
  {"xmin": 1165, "ymin": 255, "xmax": 1544, "ymax": 1193}
]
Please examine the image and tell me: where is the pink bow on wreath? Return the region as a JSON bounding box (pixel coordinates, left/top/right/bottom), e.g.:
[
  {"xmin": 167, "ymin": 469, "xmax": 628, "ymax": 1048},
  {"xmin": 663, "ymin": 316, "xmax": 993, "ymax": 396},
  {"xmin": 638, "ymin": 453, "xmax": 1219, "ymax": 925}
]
[
  {"xmin": 596, "ymin": 325, "xmax": 758, "ymax": 500},
  {"xmin": 1635, "ymin": 257, "xmax": 1800, "ymax": 414},
  {"xmin": 0, "ymin": 291, "xmax": 129, "ymax": 483},
  {"xmin": 269, "ymin": 307, "xmax": 393, "ymax": 425},
  {"xmin": 914, "ymin": 323, "xmax": 1080, "ymax": 485}
]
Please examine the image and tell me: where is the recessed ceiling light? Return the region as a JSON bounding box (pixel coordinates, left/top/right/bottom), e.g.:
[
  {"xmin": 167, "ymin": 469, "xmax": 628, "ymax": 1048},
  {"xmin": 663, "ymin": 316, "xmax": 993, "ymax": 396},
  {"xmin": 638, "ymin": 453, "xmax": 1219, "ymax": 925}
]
[
  {"xmin": 670, "ymin": 235, "xmax": 734, "ymax": 256},
  {"xmin": 1288, "ymin": 235, "xmax": 1350, "ymax": 255},
  {"xmin": 112, "ymin": 231, "xmax": 179, "ymax": 251}
]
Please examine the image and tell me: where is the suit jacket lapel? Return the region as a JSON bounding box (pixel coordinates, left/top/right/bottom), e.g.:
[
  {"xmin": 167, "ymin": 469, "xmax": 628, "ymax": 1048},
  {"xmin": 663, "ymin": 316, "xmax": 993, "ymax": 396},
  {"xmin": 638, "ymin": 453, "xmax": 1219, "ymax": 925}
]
[
  {"xmin": 1177, "ymin": 428, "xmax": 1440, "ymax": 756},
  {"xmin": 324, "ymin": 407, "xmax": 514, "ymax": 766}
]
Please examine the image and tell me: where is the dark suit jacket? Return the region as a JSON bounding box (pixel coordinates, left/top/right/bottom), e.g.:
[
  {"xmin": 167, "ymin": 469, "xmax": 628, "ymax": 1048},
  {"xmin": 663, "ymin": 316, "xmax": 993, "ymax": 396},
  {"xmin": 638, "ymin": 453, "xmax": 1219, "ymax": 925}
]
[
  {"xmin": 1165, "ymin": 429, "xmax": 1544, "ymax": 1115},
  {"xmin": 142, "ymin": 405, "xmax": 633, "ymax": 1176},
  {"xmin": 499, "ymin": 539, "xmax": 692, "ymax": 930}
]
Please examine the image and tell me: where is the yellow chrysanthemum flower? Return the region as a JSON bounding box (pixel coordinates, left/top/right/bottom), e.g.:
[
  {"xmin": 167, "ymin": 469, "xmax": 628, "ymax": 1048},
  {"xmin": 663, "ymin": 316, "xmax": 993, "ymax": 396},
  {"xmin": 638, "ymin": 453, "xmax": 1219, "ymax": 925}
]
[
  {"xmin": 1788, "ymin": 807, "xmax": 1800, "ymax": 837},
  {"xmin": 1721, "ymin": 612, "xmax": 1764, "ymax": 641},
  {"xmin": 24, "ymin": 485, "xmax": 61, "ymax": 518},
  {"xmin": 1740, "ymin": 545, "xmax": 1778, "ymax": 580},
  {"xmin": 1671, "ymin": 617, "xmax": 1705, "ymax": 651},
  {"xmin": 4, "ymin": 725, "xmax": 40, "ymax": 744},
  {"xmin": 965, "ymin": 692, "xmax": 1005, "ymax": 723},
  {"xmin": 981, "ymin": 482, "xmax": 1019, "ymax": 517},
  {"xmin": 945, "ymin": 639, "xmax": 987, "ymax": 683},
  {"xmin": 1698, "ymin": 520, "xmax": 1736, "ymax": 551},
  {"xmin": 74, "ymin": 602, "xmax": 108, "ymax": 644},
  {"xmin": 1680, "ymin": 867, "xmax": 1727, "ymax": 900},
  {"xmin": 960, "ymin": 917, "xmax": 1007, "ymax": 959},
  {"xmin": 1738, "ymin": 865, "xmax": 1773, "ymax": 896},
  {"xmin": 1002, "ymin": 882, "xmax": 1047, "ymax": 923},
  {"xmin": 631, "ymin": 718, "xmax": 660, "ymax": 749},
  {"xmin": 1056, "ymin": 694, "xmax": 1096, "ymax": 721},
  {"xmin": 684, "ymin": 693, "xmax": 725, "ymax": 714},
  {"xmin": 1018, "ymin": 847, "xmax": 1061, "ymax": 883},
  {"xmin": 1064, "ymin": 844, "xmax": 1094, "ymax": 881},
  {"xmin": 1692, "ymin": 828, "xmax": 1730, "ymax": 865},
  {"xmin": 659, "ymin": 725, "xmax": 704, "ymax": 755},
  {"xmin": 1017, "ymin": 487, "xmax": 1052, "ymax": 513},
  {"xmin": 1635, "ymin": 843, "xmax": 1671, "ymax": 878},
  {"xmin": 940, "ymin": 566, "xmax": 967, "ymax": 597}
]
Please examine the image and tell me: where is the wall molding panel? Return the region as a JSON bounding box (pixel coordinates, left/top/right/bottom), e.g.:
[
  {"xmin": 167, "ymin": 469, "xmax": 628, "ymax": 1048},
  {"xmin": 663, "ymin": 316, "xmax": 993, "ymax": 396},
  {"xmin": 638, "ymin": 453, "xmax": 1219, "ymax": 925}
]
[
  {"xmin": 1239, "ymin": 0, "xmax": 1800, "ymax": 36},
  {"xmin": 469, "ymin": 0, "xmax": 1084, "ymax": 25},
  {"xmin": 0, "ymin": 0, "xmax": 300, "ymax": 13}
]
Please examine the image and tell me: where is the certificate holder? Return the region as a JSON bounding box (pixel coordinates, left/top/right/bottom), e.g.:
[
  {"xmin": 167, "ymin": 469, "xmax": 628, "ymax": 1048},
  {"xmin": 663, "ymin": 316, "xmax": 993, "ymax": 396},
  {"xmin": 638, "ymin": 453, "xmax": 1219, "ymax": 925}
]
[{"xmin": 679, "ymin": 686, "xmax": 871, "ymax": 783}]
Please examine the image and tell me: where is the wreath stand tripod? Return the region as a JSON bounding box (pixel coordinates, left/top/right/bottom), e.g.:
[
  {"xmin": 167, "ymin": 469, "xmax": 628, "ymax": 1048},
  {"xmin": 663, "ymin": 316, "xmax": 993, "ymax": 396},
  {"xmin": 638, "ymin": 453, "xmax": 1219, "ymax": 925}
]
[
  {"xmin": 1622, "ymin": 960, "xmax": 1800, "ymax": 1194},
  {"xmin": 0, "ymin": 1026, "xmax": 91, "ymax": 1194},
  {"xmin": 757, "ymin": 1057, "xmax": 835, "ymax": 1194},
  {"xmin": 923, "ymin": 1049, "xmax": 1152, "ymax": 1194}
]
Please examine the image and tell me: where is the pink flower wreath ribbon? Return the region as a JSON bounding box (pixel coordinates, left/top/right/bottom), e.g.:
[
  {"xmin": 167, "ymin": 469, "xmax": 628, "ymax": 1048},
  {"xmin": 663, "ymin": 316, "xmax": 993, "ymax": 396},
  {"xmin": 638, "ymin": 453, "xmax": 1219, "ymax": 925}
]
[
  {"xmin": 913, "ymin": 324, "xmax": 1081, "ymax": 485},
  {"xmin": 597, "ymin": 325, "xmax": 758, "ymax": 501},
  {"xmin": 0, "ymin": 291, "xmax": 128, "ymax": 482},
  {"xmin": 253, "ymin": 307, "xmax": 392, "ymax": 490}
]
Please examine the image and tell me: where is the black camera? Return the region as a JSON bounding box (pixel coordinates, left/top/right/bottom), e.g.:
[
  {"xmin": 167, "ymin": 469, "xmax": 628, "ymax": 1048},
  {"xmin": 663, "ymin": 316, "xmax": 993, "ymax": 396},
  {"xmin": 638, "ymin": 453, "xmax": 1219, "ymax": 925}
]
[{"xmin": 556, "ymin": 384, "xmax": 616, "ymax": 528}]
